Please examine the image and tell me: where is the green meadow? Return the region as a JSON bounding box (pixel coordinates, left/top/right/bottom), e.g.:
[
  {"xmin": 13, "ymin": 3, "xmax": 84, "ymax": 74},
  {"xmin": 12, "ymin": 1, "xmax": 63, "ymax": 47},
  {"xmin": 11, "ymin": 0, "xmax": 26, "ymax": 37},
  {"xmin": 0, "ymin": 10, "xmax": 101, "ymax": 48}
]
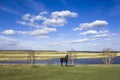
[
  {"xmin": 0, "ymin": 65, "xmax": 120, "ymax": 80},
  {"xmin": 0, "ymin": 51, "xmax": 120, "ymax": 80}
]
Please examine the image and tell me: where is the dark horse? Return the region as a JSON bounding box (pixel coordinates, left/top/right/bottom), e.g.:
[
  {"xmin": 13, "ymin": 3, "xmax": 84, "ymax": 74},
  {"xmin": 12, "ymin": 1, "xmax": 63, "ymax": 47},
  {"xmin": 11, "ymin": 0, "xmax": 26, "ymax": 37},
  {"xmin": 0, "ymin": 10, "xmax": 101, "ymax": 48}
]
[{"xmin": 60, "ymin": 55, "xmax": 69, "ymax": 66}]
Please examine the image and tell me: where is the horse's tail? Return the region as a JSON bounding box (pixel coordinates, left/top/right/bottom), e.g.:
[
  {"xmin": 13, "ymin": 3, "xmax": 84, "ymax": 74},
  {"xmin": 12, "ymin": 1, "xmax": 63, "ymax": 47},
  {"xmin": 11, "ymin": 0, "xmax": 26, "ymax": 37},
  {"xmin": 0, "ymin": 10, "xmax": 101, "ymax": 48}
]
[{"xmin": 60, "ymin": 58, "xmax": 63, "ymax": 62}]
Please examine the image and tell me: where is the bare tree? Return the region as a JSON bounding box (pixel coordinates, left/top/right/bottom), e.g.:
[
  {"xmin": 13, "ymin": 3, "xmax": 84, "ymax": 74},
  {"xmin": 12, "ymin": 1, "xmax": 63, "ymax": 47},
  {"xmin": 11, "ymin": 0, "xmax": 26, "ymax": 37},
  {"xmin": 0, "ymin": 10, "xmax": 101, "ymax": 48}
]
[
  {"xmin": 27, "ymin": 50, "xmax": 35, "ymax": 64},
  {"xmin": 69, "ymin": 48, "xmax": 77, "ymax": 65},
  {"xmin": 101, "ymin": 48, "xmax": 117, "ymax": 65}
]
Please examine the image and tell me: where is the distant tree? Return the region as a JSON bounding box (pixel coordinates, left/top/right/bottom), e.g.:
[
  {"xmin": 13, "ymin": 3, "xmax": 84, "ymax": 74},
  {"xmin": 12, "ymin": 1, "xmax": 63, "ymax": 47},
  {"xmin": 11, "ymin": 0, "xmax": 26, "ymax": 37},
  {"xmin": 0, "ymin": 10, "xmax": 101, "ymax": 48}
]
[
  {"xmin": 69, "ymin": 49, "xmax": 77, "ymax": 65},
  {"xmin": 27, "ymin": 50, "xmax": 35, "ymax": 64},
  {"xmin": 101, "ymin": 48, "xmax": 117, "ymax": 65}
]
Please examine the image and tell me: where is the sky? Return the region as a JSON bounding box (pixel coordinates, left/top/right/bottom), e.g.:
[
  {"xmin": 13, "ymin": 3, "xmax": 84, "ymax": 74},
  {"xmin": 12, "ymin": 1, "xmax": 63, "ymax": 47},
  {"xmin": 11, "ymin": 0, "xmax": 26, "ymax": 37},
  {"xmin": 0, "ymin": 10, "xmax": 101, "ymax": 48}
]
[{"xmin": 0, "ymin": 0, "xmax": 120, "ymax": 51}]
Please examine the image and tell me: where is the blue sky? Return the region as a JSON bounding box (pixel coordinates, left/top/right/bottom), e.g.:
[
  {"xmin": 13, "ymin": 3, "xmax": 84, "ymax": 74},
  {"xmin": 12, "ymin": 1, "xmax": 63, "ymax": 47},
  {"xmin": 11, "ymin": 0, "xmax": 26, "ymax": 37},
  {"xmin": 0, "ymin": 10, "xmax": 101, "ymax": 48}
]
[{"xmin": 0, "ymin": 0, "xmax": 120, "ymax": 51}]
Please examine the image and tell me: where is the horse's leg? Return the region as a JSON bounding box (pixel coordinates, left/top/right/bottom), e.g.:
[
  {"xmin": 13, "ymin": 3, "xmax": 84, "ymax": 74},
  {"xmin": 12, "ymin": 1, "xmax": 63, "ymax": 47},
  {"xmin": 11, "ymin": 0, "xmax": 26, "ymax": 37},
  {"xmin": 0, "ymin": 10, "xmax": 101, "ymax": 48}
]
[
  {"xmin": 66, "ymin": 61, "xmax": 67, "ymax": 66},
  {"xmin": 61, "ymin": 62, "xmax": 63, "ymax": 66}
]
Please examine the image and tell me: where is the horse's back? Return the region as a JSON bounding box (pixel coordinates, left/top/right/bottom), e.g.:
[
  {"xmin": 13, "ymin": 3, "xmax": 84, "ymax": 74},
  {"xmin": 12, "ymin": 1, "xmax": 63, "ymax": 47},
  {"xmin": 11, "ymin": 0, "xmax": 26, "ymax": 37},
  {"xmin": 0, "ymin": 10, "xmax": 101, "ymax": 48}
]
[{"xmin": 60, "ymin": 57, "xmax": 63, "ymax": 61}]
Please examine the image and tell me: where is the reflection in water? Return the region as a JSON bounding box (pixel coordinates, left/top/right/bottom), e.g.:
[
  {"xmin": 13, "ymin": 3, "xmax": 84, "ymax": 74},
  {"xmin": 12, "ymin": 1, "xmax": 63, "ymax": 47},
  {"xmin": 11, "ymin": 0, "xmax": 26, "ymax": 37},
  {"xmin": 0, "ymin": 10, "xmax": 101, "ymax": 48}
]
[{"xmin": 0, "ymin": 56, "xmax": 120, "ymax": 64}]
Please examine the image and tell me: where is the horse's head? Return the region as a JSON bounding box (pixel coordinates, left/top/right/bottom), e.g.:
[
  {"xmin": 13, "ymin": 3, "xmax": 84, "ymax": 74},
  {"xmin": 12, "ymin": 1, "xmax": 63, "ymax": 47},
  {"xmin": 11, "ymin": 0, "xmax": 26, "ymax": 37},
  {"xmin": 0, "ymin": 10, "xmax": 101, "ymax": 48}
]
[{"xmin": 65, "ymin": 55, "xmax": 69, "ymax": 58}]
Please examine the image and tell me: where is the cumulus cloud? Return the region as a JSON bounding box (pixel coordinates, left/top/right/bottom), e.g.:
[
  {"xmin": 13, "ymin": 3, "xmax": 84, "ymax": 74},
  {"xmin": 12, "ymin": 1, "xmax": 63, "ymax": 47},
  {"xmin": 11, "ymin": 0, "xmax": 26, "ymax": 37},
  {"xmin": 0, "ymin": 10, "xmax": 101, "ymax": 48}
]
[
  {"xmin": 93, "ymin": 33, "xmax": 117, "ymax": 38},
  {"xmin": 18, "ymin": 27, "xmax": 56, "ymax": 36},
  {"xmin": 17, "ymin": 12, "xmax": 47, "ymax": 28},
  {"xmin": 17, "ymin": 21, "xmax": 47, "ymax": 28},
  {"xmin": 23, "ymin": 13, "xmax": 31, "ymax": 20},
  {"xmin": 18, "ymin": 10, "xmax": 77, "ymax": 27},
  {"xmin": 93, "ymin": 34, "xmax": 110, "ymax": 38},
  {"xmin": 51, "ymin": 10, "xmax": 77, "ymax": 18},
  {"xmin": 17, "ymin": 31, "xmax": 29, "ymax": 35},
  {"xmin": 80, "ymin": 30, "xmax": 109, "ymax": 36},
  {"xmin": 2, "ymin": 29, "xmax": 16, "ymax": 35},
  {"xmin": 79, "ymin": 29, "xmax": 117, "ymax": 41},
  {"xmin": 23, "ymin": 13, "xmax": 46, "ymax": 22},
  {"xmin": 99, "ymin": 30, "xmax": 109, "ymax": 34},
  {"xmin": 92, "ymin": 30, "xmax": 117, "ymax": 38},
  {"xmin": 29, "ymin": 27, "xmax": 56, "ymax": 36},
  {"xmin": 80, "ymin": 30, "xmax": 98, "ymax": 35},
  {"xmin": 1, "ymin": 27, "xmax": 56, "ymax": 38},
  {"xmin": 43, "ymin": 10, "xmax": 77, "ymax": 26},
  {"xmin": 43, "ymin": 18, "xmax": 67, "ymax": 26},
  {"xmin": 15, "ymin": 10, "xmax": 77, "ymax": 38},
  {"xmin": 74, "ymin": 20, "xmax": 108, "ymax": 31}
]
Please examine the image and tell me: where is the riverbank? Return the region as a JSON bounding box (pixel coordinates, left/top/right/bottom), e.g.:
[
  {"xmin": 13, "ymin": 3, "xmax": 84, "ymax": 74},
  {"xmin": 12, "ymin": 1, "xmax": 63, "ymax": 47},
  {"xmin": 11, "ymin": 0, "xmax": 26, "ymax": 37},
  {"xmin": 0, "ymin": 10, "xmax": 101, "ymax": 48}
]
[{"xmin": 0, "ymin": 50, "xmax": 120, "ymax": 61}]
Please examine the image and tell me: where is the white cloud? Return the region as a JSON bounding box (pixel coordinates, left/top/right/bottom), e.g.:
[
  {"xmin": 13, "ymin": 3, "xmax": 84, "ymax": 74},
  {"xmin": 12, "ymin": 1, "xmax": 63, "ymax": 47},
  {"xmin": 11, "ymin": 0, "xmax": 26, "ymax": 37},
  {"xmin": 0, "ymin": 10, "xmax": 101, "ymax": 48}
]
[
  {"xmin": 2, "ymin": 29, "xmax": 15, "ymax": 35},
  {"xmin": 17, "ymin": 21, "xmax": 27, "ymax": 25},
  {"xmin": 17, "ymin": 21, "xmax": 46, "ymax": 28},
  {"xmin": 18, "ymin": 27, "xmax": 56, "ymax": 36},
  {"xmin": 92, "ymin": 31, "xmax": 117, "ymax": 38},
  {"xmin": 39, "ymin": 11, "xmax": 48, "ymax": 15},
  {"xmin": 17, "ymin": 31, "xmax": 29, "ymax": 35},
  {"xmin": 0, "ymin": 36, "xmax": 18, "ymax": 42},
  {"xmin": 47, "ymin": 38, "xmax": 90, "ymax": 47},
  {"xmin": 51, "ymin": 10, "xmax": 77, "ymax": 18},
  {"xmin": 94, "ymin": 30, "xmax": 110, "ymax": 38},
  {"xmin": 29, "ymin": 27, "xmax": 56, "ymax": 36},
  {"xmin": 92, "ymin": 44, "xmax": 99, "ymax": 47},
  {"xmin": 48, "ymin": 42, "xmax": 65, "ymax": 46},
  {"xmin": 43, "ymin": 10, "xmax": 77, "ymax": 26},
  {"xmin": 74, "ymin": 20, "xmax": 108, "ymax": 31},
  {"xmin": 17, "ymin": 12, "xmax": 47, "ymax": 28},
  {"xmin": 34, "ymin": 15, "xmax": 46, "ymax": 20},
  {"xmin": 23, "ymin": 13, "xmax": 31, "ymax": 20},
  {"xmin": 0, "ymin": 36, "xmax": 20, "ymax": 49},
  {"xmin": 79, "ymin": 30, "xmax": 110, "ymax": 36},
  {"xmin": 68, "ymin": 38, "xmax": 89, "ymax": 44},
  {"xmin": 43, "ymin": 18, "xmax": 67, "ymax": 26},
  {"xmin": 35, "ymin": 36, "xmax": 50, "ymax": 39},
  {"xmin": 18, "ymin": 10, "xmax": 77, "ymax": 28},
  {"xmin": 79, "ymin": 30, "xmax": 117, "ymax": 40},
  {"xmin": 99, "ymin": 30, "xmax": 109, "ymax": 34},
  {"xmin": 93, "ymin": 34, "xmax": 110, "ymax": 38},
  {"xmin": 1, "ymin": 27, "xmax": 56, "ymax": 38},
  {"xmin": 0, "ymin": 36, "xmax": 35, "ymax": 50},
  {"xmin": 23, "ymin": 13, "xmax": 46, "ymax": 22},
  {"xmin": 80, "ymin": 30, "xmax": 98, "ymax": 35}
]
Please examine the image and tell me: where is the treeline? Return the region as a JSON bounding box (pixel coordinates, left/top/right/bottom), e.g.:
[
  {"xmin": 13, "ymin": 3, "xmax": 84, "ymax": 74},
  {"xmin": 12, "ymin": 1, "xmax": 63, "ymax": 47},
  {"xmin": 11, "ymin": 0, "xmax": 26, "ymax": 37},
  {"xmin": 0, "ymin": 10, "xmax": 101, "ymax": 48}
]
[
  {"xmin": 67, "ymin": 51, "xmax": 120, "ymax": 53},
  {"xmin": 0, "ymin": 50, "xmax": 58, "ymax": 53},
  {"xmin": 0, "ymin": 50, "xmax": 120, "ymax": 53}
]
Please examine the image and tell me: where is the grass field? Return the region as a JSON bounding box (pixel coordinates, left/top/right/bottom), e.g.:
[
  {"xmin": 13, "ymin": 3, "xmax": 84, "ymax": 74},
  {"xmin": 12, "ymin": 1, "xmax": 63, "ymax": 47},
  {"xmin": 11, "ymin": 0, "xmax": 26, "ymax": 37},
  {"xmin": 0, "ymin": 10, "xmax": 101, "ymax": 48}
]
[{"xmin": 0, "ymin": 64, "xmax": 120, "ymax": 80}]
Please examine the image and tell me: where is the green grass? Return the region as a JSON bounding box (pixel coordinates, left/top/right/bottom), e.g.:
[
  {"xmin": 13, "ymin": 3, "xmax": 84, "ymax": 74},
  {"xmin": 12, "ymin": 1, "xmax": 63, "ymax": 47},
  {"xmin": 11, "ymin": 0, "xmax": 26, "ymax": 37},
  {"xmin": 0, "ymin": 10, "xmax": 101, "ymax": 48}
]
[{"xmin": 0, "ymin": 65, "xmax": 120, "ymax": 80}]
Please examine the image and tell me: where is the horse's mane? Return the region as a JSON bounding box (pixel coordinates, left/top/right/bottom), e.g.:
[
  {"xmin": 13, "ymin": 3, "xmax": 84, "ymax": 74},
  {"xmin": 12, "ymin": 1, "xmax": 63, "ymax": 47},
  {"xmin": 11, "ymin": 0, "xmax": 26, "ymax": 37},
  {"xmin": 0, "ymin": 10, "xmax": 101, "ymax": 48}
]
[{"xmin": 65, "ymin": 55, "xmax": 68, "ymax": 58}]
